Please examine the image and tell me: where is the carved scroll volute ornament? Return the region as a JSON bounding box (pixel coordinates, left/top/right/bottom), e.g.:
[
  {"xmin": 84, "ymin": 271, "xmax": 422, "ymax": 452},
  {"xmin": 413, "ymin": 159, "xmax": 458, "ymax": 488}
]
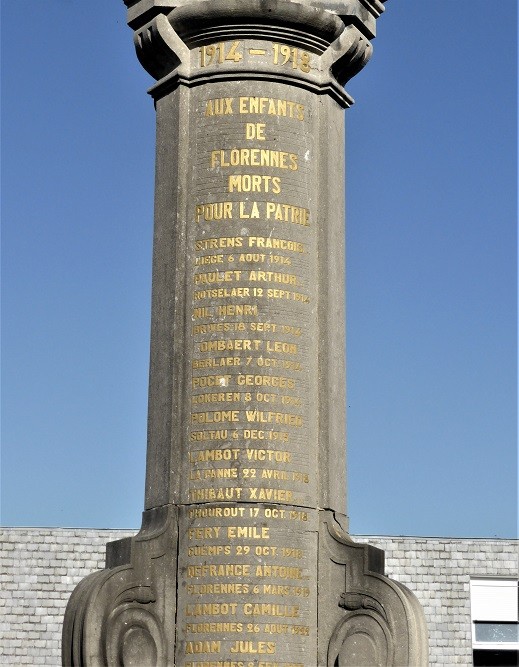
[
  {"xmin": 62, "ymin": 507, "xmax": 177, "ymax": 666},
  {"xmin": 319, "ymin": 512, "xmax": 429, "ymax": 667},
  {"xmin": 133, "ymin": 14, "xmax": 189, "ymax": 81}
]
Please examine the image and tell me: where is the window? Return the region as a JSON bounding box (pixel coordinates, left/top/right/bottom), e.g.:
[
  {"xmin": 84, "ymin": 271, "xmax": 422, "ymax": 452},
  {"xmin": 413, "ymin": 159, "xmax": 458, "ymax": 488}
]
[{"xmin": 470, "ymin": 579, "xmax": 519, "ymax": 666}]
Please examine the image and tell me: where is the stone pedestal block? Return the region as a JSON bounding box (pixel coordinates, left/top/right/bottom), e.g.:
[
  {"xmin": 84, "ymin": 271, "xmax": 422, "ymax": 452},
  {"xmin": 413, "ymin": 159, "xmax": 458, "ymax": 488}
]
[{"xmin": 63, "ymin": 2, "xmax": 429, "ymax": 665}]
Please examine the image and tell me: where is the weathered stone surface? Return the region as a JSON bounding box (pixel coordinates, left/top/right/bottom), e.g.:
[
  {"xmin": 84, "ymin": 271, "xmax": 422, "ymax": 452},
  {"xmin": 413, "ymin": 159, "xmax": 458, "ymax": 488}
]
[{"xmin": 63, "ymin": 1, "xmax": 428, "ymax": 665}]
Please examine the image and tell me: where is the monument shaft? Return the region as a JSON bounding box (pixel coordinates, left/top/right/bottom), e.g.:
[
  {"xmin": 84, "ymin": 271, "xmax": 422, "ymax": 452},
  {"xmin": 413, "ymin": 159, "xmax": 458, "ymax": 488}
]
[{"xmin": 63, "ymin": 2, "xmax": 429, "ymax": 665}]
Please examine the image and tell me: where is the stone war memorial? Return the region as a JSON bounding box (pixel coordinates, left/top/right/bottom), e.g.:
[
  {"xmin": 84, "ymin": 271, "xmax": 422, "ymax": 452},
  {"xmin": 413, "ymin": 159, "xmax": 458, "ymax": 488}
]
[{"xmin": 63, "ymin": 1, "xmax": 429, "ymax": 665}]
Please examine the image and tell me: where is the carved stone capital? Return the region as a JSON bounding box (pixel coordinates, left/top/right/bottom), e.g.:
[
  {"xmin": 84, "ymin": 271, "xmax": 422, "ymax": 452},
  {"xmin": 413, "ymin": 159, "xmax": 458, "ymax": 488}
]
[{"xmin": 124, "ymin": 0, "xmax": 387, "ymax": 106}]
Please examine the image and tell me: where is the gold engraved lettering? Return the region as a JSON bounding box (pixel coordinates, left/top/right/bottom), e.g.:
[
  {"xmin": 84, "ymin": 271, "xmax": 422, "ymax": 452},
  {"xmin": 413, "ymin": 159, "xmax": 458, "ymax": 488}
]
[
  {"xmin": 239, "ymin": 97, "xmax": 305, "ymax": 121},
  {"xmin": 192, "ymin": 375, "xmax": 231, "ymax": 389},
  {"xmin": 189, "ymin": 487, "xmax": 243, "ymax": 502},
  {"xmin": 186, "ymin": 603, "xmax": 238, "ymax": 616},
  {"xmin": 237, "ymin": 375, "xmax": 295, "ymax": 389},
  {"xmin": 189, "ymin": 449, "xmax": 240, "ymax": 462},
  {"xmin": 193, "ymin": 322, "xmax": 247, "ymax": 335},
  {"xmin": 254, "ymin": 546, "xmax": 277, "ymax": 556},
  {"xmin": 195, "ymin": 237, "xmax": 243, "ymax": 251},
  {"xmin": 272, "ymin": 43, "xmax": 311, "ymax": 73},
  {"xmin": 189, "ymin": 432, "xmax": 231, "ymax": 443},
  {"xmin": 261, "ymin": 469, "xmax": 289, "ymax": 481},
  {"xmin": 265, "ymin": 203, "xmax": 309, "ymax": 225},
  {"xmin": 192, "ymin": 392, "xmax": 241, "ymax": 404},
  {"xmin": 211, "ymin": 149, "xmax": 297, "ymax": 171},
  {"xmin": 191, "ymin": 411, "xmax": 240, "ymax": 424},
  {"xmin": 193, "ymin": 307, "xmax": 213, "ymax": 318},
  {"xmin": 192, "ymin": 358, "xmax": 241, "ymax": 369},
  {"xmin": 194, "ymin": 288, "xmax": 250, "ymax": 300},
  {"xmin": 186, "ymin": 622, "xmax": 244, "ymax": 635},
  {"xmin": 188, "ymin": 526, "xmax": 222, "ymax": 539},
  {"xmin": 255, "ymin": 358, "xmax": 304, "ymax": 371},
  {"xmin": 187, "ymin": 545, "xmax": 232, "ymax": 557},
  {"xmin": 228, "ymin": 175, "xmax": 281, "ymax": 194},
  {"xmin": 245, "ymin": 123, "xmax": 266, "ymax": 140},
  {"xmin": 243, "ymin": 604, "xmax": 299, "ymax": 618},
  {"xmin": 189, "ymin": 468, "xmax": 238, "ymax": 481},
  {"xmin": 263, "ymin": 624, "xmax": 310, "ymax": 636},
  {"xmin": 204, "ymin": 98, "xmax": 234, "ymax": 116},
  {"xmin": 187, "ymin": 564, "xmax": 250, "ymax": 577},
  {"xmin": 269, "ymin": 254, "xmax": 292, "ymax": 266},
  {"xmin": 263, "ymin": 585, "xmax": 310, "ymax": 597},
  {"xmin": 246, "ymin": 449, "xmax": 291, "ymax": 463},
  {"xmin": 194, "ymin": 271, "xmax": 242, "ymax": 284},
  {"xmin": 242, "ymin": 430, "xmax": 289, "ymax": 443},
  {"xmin": 239, "ymin": 201, "xmax": 260, "ymax": 219},
  {"xmin": 255, "ymin": 565, "xmax": 303, "ymax": 579},
  {"xmin": 196, "ymin": 202, "xmax": 233, "ymax": 223},
  {"xmin": 281, "ymin": 548, "xmax": 304, "ymax": 559},
  {"xmin": 248, "ymin": 237, "xmax": 304, "ymax": 253},
  {"xmin": 256, "ymin": 391, "xmax": 278, "ymax": 404},
  {"xmin": 245, "ymin": 411, "xmax": 302, "ymax": 426},
  {"xmin": 199, "ymin": 41, "xmax": 243, "ymax": 68},
  {"xmin": 187, "ymin": 584, "xmax": 249, "ymax": 595},
  {"xmin": 217, "ymin": 304, "xmax": 258, "ymax": 317},
  {"xmin": 248, "ymin": 272, "xmax": 297, "ymax": 286},
  {"xmin": 199, "ymin": 339, "xmax": 261, "ymax": 352},
  {"xmin": 227, "ymin": 526, "xmax": 269, "ymax": 539},
  {"xmin": 235, "ymin": 545, "xmax": 252, "ymax": 555},
  {"xmin": 230, "ymin": 641, "xmax": 276, "ymax": 654},
  {"xmin": 265, "ymin": 341, "xmax": 298, "ymax": 354},
  {"xmin": 266, "ymin": 289, "xmax": 309, "ymax": 304},
  {"xmin": 262, "ymin": 508, "xmax": 286, "ymax": 518},
  {"xmin": 238, "ymin": 253, "xmax": 265, "ymax": 263},
  {"xmin": 185, "ymin": 640, "xmax": 221, "ymax": 655},
  {"xmin": 248, "ymin": 488, "xmax": 294, "ymax": 502},
  {"xmin": 188, "ymin": 506, "xmax": 246, "ymax": 519},
  {"xmin": 196, "ymin": 254, "xmax": 224, "ymax": 266}
]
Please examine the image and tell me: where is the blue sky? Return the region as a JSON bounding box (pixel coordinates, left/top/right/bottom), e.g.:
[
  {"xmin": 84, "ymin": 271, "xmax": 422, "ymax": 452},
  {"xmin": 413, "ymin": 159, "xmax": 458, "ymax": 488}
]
[{"xmin": 2, "ymin": 1, "xmax": 517, "ymax": 537}]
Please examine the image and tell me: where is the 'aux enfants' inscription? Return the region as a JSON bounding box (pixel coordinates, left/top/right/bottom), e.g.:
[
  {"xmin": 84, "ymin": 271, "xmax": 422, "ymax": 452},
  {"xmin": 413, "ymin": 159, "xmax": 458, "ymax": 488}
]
[{"xmin": 63, "ymin": 2, "xmax": 429, "ymax": 666}]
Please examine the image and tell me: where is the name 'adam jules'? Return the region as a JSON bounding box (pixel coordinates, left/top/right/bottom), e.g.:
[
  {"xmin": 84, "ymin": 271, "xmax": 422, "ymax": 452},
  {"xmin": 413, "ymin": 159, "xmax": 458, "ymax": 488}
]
[{"xmin": 184, "ymin": 640, "xmax": 276, "ymax": 655}]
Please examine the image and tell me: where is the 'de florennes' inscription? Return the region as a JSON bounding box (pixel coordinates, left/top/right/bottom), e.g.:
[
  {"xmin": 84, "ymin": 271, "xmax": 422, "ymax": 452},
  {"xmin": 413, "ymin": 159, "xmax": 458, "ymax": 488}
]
[{"xmin": 180, "ymin": 46, "xmax": 319, "ymax": 665}]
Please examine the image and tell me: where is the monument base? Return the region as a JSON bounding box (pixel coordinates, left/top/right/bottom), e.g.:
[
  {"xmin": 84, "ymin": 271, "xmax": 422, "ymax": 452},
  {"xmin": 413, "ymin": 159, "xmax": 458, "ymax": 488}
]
[{"xmin": 63, "ymin": 509, "xmax": 428, "ymax": 666}]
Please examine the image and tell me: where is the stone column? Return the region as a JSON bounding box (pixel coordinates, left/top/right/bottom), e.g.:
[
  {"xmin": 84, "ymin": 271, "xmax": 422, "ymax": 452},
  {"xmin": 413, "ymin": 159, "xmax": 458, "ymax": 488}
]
[{"xmin": 63, "ymin": 2, "xmax": 429, "ymax": 665}]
